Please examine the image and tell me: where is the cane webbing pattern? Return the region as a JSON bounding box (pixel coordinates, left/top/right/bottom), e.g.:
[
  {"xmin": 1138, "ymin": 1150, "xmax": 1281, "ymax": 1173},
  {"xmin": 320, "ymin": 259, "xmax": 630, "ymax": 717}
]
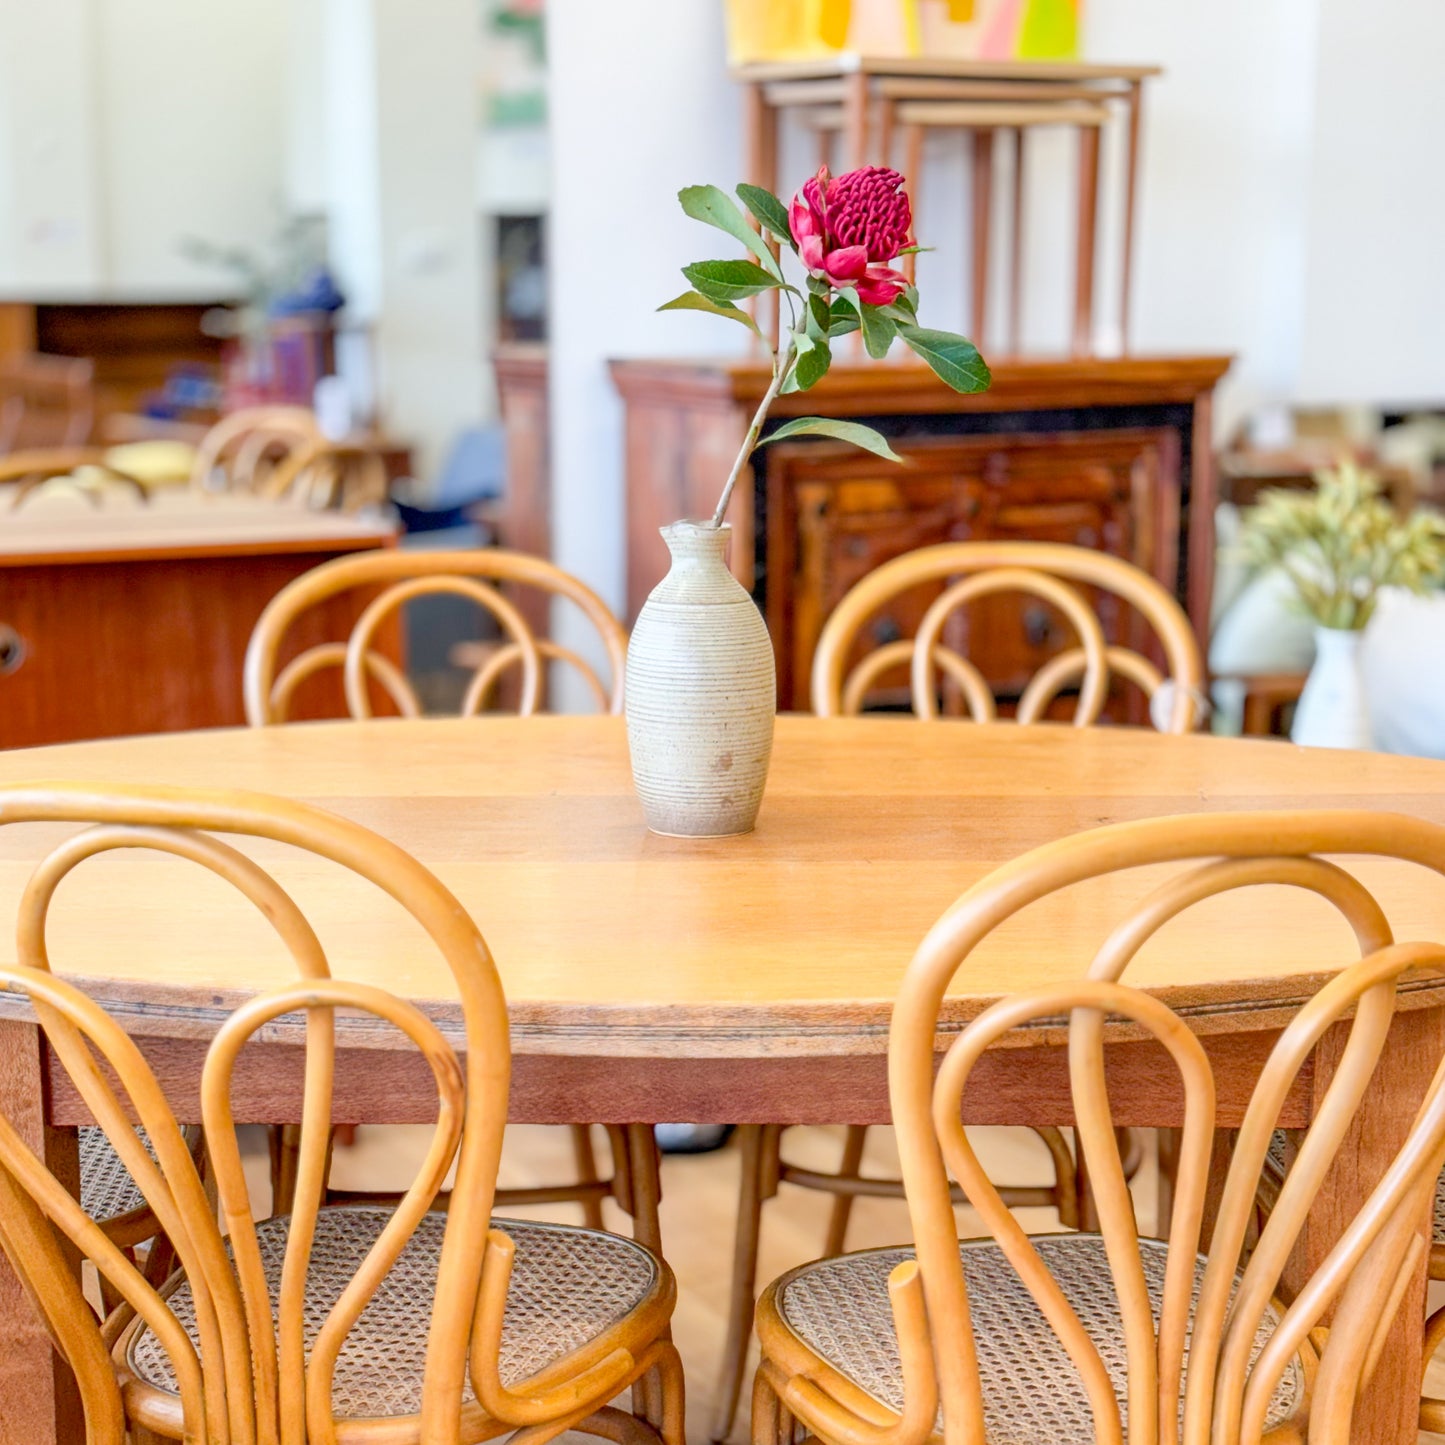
[
  {"xmin": 1268, "ymin": 1127, "xmax": 1445, "ymax": 1245},
  {"xmin": 776, "ymin": 1235, "xmax": 1303, "ymax": 1441},
  {"xmin": 128, "ymin": 1208, "xmax": 658, "ymax": 1417},
  {"xmin": 79, "ymin": 1126, "xmax": 155, "ymax": 1223}
]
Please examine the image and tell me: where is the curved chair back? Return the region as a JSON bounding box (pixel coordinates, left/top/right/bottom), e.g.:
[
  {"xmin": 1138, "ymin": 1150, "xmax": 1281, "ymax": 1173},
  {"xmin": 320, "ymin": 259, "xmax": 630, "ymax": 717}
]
[
  {"xmin": 244, "ymin": 549, "xmax": 629, "ymax": 724},
  {"xmin": 890, "ymin": 810, "xmax": 1445, "ymax": 1445},
  {"xmin": 1, "ymin": 450, "xmax": 148, "ymax": 510},
  {"xmin": 811, "ymin": 541, "xmax": 1205, "ymax": 732},
  {"xmin": 189, "ymin": 407, "xmax": 321, "ymax": 494},
  {"xmin": 0, "ymin": 781, "xmax": 509, "ymax": 1444},
  {"xmin": 258, "ymin": 440, "xmax": 388, "ymax": 513}
]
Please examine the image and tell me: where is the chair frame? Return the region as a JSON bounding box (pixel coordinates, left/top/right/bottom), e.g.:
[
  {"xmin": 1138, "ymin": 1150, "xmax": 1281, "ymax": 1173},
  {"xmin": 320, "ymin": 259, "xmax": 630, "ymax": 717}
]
[
  {"xmin": 188, "ymin": 407, "xmax": 322, "ymax": 495},
  {"xmin": 710, "ymin": 542, "xmax": 1203, "ymax": 1442},
  {"xmin": 246, "ymin": 552, "xmax": 631, "ymax": 1232},
  {"xmin": 753, "ymin": 809, "xmax": 1445, "ymax": 1445},
  {"xmin": 810, "ymin": 539, "xmax": 1206, "ymax": 731},
  {"xmin": 0, "ymin": 781, "xmax": 683, "ymax": 1445},
  {"xmin": 244, "ymin": 548, "xmax": 629, "ymax": 728},
  {"xmin": 1, "ymin": 449, "xmax": 149, "ymax": 508}
]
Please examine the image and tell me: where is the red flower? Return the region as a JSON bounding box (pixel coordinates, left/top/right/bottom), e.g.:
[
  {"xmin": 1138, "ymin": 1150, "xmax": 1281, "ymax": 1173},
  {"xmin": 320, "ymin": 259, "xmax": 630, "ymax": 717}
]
[{"xmin": 788, "ymin": 165, "xmax": 913, "ymax": 306}]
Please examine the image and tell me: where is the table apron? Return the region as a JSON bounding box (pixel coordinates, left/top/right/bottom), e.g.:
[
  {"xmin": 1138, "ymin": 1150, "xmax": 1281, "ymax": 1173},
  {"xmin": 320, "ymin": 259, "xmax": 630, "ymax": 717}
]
[{"xmin": 42, "ymin": 1027, "xmax": 1310, "ymax": 1129}]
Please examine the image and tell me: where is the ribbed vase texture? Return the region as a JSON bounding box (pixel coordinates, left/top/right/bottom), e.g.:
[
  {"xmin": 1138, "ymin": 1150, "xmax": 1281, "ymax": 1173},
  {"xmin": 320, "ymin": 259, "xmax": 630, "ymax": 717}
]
[{"xmin": 624, "ymin": 521, "xmax": 776, "ymax": 837}]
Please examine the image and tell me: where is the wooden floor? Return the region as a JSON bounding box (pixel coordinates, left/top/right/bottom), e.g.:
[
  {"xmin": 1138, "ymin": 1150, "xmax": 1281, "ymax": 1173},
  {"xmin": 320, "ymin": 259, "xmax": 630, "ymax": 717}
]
[{"xmin": 244, "ymin": 1122, "xmax": 1445, "ymax": 1443}]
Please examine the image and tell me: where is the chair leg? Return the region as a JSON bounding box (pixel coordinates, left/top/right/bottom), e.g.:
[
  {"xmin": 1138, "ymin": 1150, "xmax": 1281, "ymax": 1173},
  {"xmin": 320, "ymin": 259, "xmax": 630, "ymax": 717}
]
[
  {"xmin": 270, "ymin": 1124, "xmax": 300, "ymax": 1216},
  {"xmin": 711, "ymin": 1124, "xmax": 780, "ymax": 1444},
  {"xmin": 751, "ymin": 1362, "xmax": 782, "ymax": 1445},
  {"xmin": 822, "ymin": 1125, "xmax": 868, "ymax": 1257},
  {"xmin": 571, "ymin": 1124, "xmax": 607, "ymax": 1230}
]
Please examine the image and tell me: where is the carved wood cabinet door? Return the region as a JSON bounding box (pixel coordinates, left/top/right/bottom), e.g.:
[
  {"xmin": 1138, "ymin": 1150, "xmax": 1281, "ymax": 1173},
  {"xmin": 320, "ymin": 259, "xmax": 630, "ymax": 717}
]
[{"xmin": 764, "ymin": 428, "xmax": 1181, "ymax": 715}]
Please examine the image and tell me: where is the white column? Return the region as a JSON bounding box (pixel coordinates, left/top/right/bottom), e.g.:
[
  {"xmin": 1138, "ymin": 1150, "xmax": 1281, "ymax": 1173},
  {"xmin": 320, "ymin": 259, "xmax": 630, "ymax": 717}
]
[
  {"xmin": 547, "ymin": 0, "xmax": 743, "ymax": 669},
  {"xmin": 318, "ymin": 0, "xmax": 488, "ymax": 479},
  {"xmin": 0, "ymin": 0, "xmax": 104, "ymax": 294}
]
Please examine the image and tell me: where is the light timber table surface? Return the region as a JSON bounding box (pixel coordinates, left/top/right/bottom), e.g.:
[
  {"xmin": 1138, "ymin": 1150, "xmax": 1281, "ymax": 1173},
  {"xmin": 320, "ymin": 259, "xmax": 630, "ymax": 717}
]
[{"xmin": 1, "ymin": 714, "xmax": 1444, "ymax": 1445}]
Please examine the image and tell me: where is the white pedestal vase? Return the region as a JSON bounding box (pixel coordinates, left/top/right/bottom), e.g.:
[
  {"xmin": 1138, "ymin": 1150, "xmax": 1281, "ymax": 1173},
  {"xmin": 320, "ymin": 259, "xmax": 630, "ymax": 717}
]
[
  {"xmin": 1291, "ymin": 625, "xmax": 1373, "ymax": 749},
  {"xmin": 624, "ymin": 521, "xmax": 776, "ymax": 837}
]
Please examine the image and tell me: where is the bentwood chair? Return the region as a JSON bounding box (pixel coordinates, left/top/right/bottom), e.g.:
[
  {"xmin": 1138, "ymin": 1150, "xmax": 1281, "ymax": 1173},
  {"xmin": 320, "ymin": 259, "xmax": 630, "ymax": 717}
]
[
  {"xmin": 259, "ymin": 439, "xmax": 390, "ymax": 513},
  {"xmin": 811, "ymin": 540, "xmax": 1205, "ymax": 728},
  {"xmin": 710, "ymin": 541, "xmax": 1206, "ymax": 1441},
  {"xmin": 1, "ymin": 449, "xmax": 149, "ymax": 508},
  {"xmin": 753, "ymin": 810, "xmax": 1445, "ymax": 1445},
  {"xmin": 188, "ymin": 406, "xmax": 321, "ymax": 494},
  {"xmin": 0, "ymin": 782, "xmax": 683, "ymax": 1445},
  {"xmin": 243, "ymin": 549, "xmax": 631, "ymax": 1226},
  {"xmin": 1262, "ymin": 1107, "xmax": 1445, "ymax": 1428}
]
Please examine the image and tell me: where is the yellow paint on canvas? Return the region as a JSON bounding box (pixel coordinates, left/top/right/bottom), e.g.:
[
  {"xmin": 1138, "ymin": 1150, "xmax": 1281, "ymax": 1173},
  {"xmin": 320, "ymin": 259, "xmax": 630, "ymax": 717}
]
[
  {"xmin": 1017, "ymin": 0, "xmax": 1079, "ymax": 58},
  {"xmin": 816, "ymin": 0, "xmax": 853, "ymax": 48}
]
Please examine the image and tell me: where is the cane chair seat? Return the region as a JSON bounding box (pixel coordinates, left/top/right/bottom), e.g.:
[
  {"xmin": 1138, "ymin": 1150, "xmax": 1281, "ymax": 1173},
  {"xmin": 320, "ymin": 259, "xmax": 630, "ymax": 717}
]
[
  {"xmin": 126, "ymin": 1208, "xmax": 661, "ymax": 1417},
  {"xmin": 1266, "ymin": 1128, "xmax": 1445, "ymax": 1246},
  {"xmin": 770, "ymin": 1236, "xmax": 1304, "ymax": 1443},
  {"xmin": 80, "ymin": 1125, "xmax": 155, "ymax": 1222}
]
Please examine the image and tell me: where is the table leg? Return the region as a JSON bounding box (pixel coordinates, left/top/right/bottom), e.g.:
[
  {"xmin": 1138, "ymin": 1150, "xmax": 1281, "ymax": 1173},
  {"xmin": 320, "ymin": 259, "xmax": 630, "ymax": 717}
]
[
  {"xmin": 1008, "ymin": 126, "xmax": 1026, "ymax": 355},
  {"xmin": 0, "ymin": 1019, "xmax": 82, "ymax": 1445},
  {"xmin": 742, "ymin": 82, "xmax": 781, "ymax": 354},
  {"xmin": 844, "ymin": 71, "xmax": 870, "ymax": 169},
  {"xmin": 970, "ymin": 129, "xmax": 995, "ymax": 348},
  {"xmin": 1072, "ymin": 123, "xmax": 1101, "ymax": 357},
  {"xmin": 621, "ymin": 1124, "xmax": 666, "ymax": 1428},
  {"xmin": 1284, "ymin": 1006, "xmax": 1445, "ymax": 1442},
  {"xmin": 1119, "ymin": 79, "xmax": 1144, "ymax": 353}
]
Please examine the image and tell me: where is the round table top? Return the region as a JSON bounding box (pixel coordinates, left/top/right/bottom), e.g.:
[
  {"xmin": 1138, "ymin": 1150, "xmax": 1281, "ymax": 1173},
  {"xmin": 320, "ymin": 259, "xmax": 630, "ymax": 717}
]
[{"xmin": 1, "ymin": 715, "xmax": 1444, "ymax": 1057}]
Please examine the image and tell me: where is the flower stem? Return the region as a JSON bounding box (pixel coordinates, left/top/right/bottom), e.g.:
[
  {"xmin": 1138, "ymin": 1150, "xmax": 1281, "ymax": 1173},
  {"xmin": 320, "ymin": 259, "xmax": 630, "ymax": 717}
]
[{"xmin": 709, "ymin": 311, "xmax": 803, "ymax": 529}]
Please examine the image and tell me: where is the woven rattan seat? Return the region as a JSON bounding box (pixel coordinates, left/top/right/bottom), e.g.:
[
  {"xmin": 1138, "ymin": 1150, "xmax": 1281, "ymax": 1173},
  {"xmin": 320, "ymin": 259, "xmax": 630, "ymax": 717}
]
[
  {"xmin": 127, "ymin": 1208, "xmax": 658, "ymax": 1418},
  {"xmin": 79, "ymin": 1126, "xmax": 154, "ymax": 1223},
  {"xmin": 1268, "ymin": 1128, "xmax": 1445, "ymax": 1245},
  {"xmin": 775, "ymin": 1235, "xmax": 1303, "ymax": 1443}
]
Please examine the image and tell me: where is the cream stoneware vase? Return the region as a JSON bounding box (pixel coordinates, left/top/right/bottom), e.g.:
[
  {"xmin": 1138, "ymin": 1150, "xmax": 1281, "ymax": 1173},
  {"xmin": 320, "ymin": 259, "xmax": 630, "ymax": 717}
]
[
  {"xmin": 1291, "ymin": 625, "xmax": 1373, "ymax": 749},
  {"xmin": 625, "ymin": 521, "xmax": 776, "ymax": 837}
]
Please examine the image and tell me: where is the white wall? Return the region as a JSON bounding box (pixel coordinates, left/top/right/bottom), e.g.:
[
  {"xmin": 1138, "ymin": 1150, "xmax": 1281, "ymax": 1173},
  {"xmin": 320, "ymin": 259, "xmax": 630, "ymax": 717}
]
[
  {"xmin": 93, "ymin": 0, "xmax": 289, "ymax": 295},
  {"xmin": 547, "ymin": 0, "xmax": 1445, "ymax": 631},
  {"xmin": 0, "ymin": 0, "xmax": 289, "ymax": 299},
  {"xmin": 548, "ymin": 0, "xmax": 742, "ymax": 653},
  {"xmin": 1296, "ymin": 0, "xmax": 1445, "ymax": 404},
  {"xmin": 0, "ymin": 1, "xmax": 105, "ymax": 295}
]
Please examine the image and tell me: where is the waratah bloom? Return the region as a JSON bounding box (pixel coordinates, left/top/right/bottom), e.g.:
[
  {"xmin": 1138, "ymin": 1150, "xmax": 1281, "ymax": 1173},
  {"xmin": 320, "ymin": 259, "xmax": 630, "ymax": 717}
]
[{"xmin": 789, "ymin": 164, "xmax": 913, "ymax": 306}]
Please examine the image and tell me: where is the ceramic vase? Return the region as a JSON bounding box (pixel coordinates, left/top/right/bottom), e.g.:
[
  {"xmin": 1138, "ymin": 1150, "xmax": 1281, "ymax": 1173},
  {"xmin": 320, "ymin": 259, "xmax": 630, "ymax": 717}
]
[
  {"xmin": 1291, "ymin": 625, "xmax": 1373, "ymax": 749},
  {"xmin": 624, "ymin": 521, "xmax": 776, "ymax": 836}
]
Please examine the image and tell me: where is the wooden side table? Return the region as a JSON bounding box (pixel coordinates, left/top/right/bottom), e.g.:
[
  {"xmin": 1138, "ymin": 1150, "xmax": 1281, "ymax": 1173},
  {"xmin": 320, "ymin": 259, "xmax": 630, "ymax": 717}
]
[{"xmin": 733, "ymin": 56, "xmax": 1161, "ymax": 355}]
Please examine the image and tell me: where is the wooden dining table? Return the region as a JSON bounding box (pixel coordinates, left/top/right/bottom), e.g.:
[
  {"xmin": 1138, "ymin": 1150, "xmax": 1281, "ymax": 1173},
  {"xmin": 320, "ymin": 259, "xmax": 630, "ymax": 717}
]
[{"xmin": 1, "ymin": 714, "xmax": 1445, "ymax": 1444}]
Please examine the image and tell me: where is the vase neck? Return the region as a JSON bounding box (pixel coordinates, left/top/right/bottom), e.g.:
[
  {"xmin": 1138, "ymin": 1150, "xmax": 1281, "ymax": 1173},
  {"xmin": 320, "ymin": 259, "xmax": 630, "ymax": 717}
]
[
  {"xmin": 661, "ymin": 520, "xmax": 731, "ymax": 568},
  {"xmin": 1313, "ymin": 625, "xmax": 1363, "ymax": 657}
]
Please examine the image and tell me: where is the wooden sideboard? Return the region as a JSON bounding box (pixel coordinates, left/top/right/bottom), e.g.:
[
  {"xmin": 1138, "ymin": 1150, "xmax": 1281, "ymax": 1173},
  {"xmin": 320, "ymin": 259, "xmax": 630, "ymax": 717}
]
[
  {"xmin": 0, "ymin": 499, "xmax": 396, "ymax": 749},
  {"xmin": 611, "ymin": 355, "xmax": 1230, "ymax": 711}
]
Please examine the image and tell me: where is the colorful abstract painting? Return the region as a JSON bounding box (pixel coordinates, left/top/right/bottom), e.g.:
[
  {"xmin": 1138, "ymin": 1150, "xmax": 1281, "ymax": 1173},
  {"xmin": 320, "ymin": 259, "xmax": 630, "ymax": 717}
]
[{"xmin": 726, "ymin": 0, "xmax": 1081, "ymax": 63}]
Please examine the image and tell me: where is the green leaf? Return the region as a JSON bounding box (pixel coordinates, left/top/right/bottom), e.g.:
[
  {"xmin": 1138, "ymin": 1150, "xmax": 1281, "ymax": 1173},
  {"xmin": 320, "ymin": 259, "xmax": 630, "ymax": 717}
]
[
  {"xmin": 897, "ymin": 325, "xmax": 991, "ymax": 393},
  {"xmin": 895, "ymin": 244, "xmax": 933, "ymax": 257},
  {"xmin": 679, "ymin": 184, "xmax": 782, "ymax": 279},
  {"xmin": 683, "ymin": 259, "xmax": 783, "ymax": 303},
  {"xmin": 881, "ymin": 289, "xmax": 919, "ymax": 326},
  {"xmin": 840, "ymin": 286, "xmax": 896, "ymax": 359},
  {"xmin": 657, "ymin": 289, "xmax": 762, "ymax": 339},
  {"xmin": 759, "ymin": 417, "xmax": 903, "ymax": 463},
  {"xmin": 789, "ymin": 333, "xmax": 831, "ymax": 392},
  {"xmin": 806, "ymin": 293, "xmax": 830, "ymax": 342},
  {"xmin": 737, "ymin": 183, "xmax": 794, "ymax": 246},
  {"xmin": 827, "ymin": 296, "xmax": 860, "ymax": 337}
]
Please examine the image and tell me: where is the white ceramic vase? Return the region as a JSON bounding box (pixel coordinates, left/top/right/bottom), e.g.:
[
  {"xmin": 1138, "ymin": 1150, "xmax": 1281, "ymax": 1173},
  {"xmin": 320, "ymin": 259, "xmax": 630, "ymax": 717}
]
[
  {"xmin": 1291, "ymin": 625, "xmax": 1373, "ymax": 749},
  {"xmin": 624, "ymin": 521, "xmax": 776, "ymax": 837}
]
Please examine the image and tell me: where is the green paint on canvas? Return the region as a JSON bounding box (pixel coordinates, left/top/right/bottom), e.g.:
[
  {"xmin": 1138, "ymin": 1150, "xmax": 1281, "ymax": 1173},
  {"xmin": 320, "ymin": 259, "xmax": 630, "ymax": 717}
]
[{"xmin": 1018, "ymin": 0, "xmax": 1079, "ymax": 58}]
